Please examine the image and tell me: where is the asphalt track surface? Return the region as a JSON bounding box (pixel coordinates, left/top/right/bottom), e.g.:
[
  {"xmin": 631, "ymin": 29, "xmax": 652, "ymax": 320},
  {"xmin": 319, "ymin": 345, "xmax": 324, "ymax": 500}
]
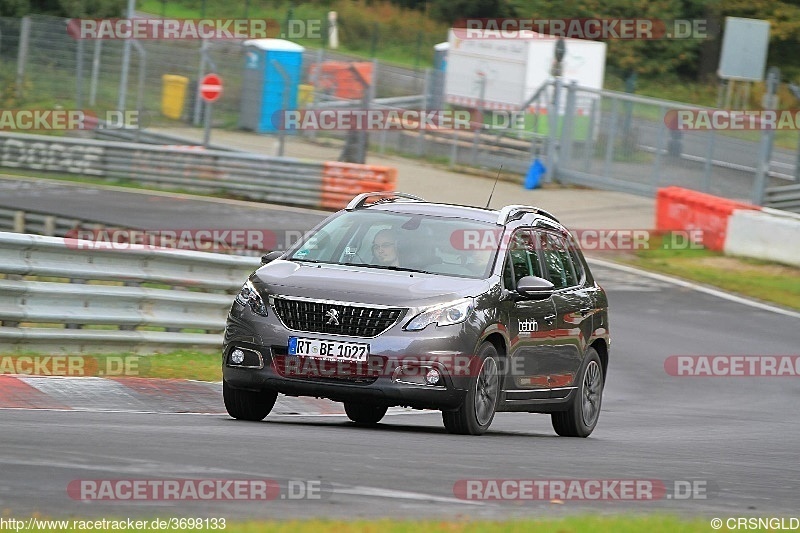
[{"xmin": 0, "ymin": 180, "xmax": 798, "ymax": 521}]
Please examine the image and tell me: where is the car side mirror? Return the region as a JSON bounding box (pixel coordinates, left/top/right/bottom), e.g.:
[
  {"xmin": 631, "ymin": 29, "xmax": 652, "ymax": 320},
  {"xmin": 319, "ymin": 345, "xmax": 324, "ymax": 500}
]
[
  {"xmin": 261, "ymin": 250, "xmax": 283, "ymax": 265},
  {"xmin": 516, "ymin": 275, "xmax": 555, "ymax": 300}
]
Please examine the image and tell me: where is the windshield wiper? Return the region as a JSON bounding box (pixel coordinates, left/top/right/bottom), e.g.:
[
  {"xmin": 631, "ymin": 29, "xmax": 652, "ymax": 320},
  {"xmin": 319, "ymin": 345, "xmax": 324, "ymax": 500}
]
[
  {"xmin": 288, "ymin": 258, "xmax": 326, "ymax": 264},
  {"xmin": 347, "ymin": 263, "xmax": 433, "ymax": 274}
]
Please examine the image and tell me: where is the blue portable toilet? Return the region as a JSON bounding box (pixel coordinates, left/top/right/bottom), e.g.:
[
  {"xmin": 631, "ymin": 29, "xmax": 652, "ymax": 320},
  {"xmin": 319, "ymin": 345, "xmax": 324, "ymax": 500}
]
[{"xmin": 239, "ymin": 39, "xmax": 304, "ymax": 133}]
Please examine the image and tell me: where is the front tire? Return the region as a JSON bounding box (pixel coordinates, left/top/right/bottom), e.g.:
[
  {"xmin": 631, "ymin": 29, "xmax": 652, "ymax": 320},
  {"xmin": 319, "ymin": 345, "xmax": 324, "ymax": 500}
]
[
  {"xmin": 223, "ymin": 381, "xmax": 277, "ymax": 421},
  {"xmin": 551, "ymin": 347, "xmax": 604, "ymax": 437},
  {"xmin": 442, "ymin": 342, "xmax": 500, "ymax": 435},
  {"xmin": 344, "ymin": 402, "xmax": 388, "ymax": 425}
]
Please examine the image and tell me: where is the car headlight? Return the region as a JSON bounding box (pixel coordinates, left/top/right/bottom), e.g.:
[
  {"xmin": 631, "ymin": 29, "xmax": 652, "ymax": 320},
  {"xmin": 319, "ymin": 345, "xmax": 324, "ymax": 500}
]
[
  {"xmin": 404, "ymin": 298, "xmax": 474, "ymax": 331},
  {"xmin": 235, "ymin": 279, "xmax": 268, "ymax": 317}
]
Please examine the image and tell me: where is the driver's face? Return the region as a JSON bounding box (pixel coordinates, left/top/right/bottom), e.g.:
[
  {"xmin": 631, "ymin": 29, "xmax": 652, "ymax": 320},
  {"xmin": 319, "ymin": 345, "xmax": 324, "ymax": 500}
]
[{"xmin": 373, "ymin": 237, "xmax": 398, "ymax": 265}]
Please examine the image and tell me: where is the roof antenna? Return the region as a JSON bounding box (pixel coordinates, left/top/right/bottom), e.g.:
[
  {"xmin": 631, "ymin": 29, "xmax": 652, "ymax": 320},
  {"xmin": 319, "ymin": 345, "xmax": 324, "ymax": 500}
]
[{"xmin": 485, "ymin": 165, "xmax": 503, "ymax": 209}]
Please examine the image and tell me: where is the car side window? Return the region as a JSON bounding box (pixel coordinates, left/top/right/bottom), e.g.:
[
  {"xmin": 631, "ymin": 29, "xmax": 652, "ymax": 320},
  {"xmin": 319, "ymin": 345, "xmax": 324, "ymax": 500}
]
[
  {"xmin": 503, "ymin": 229, "xmax": 543, "ymax": 290},
  {"xmin": 566, "ymin": 235, "xmax": 586, "ymax": 284},
  {"xmin": 539, "ymin": 232, "xmax": 577, "ymax": 289}
]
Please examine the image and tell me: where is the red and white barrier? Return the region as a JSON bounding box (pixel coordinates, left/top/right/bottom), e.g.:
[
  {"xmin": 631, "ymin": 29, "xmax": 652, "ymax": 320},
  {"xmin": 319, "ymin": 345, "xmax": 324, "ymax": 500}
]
[{"xmin": 656, "ymin": 186, "xmax": 799, "ymax": 267}]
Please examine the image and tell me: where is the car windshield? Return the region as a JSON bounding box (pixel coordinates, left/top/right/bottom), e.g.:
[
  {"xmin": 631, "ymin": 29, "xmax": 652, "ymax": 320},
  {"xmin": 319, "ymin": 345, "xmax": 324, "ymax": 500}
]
[{"xmin": 287, "ymin": 210, "xmax": 499, "ymax": 279}]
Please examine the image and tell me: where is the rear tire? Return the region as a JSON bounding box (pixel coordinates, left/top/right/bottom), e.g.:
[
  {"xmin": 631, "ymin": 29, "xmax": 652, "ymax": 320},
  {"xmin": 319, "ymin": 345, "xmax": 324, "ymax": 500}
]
[
  {"xmin": 344, "ymin": 402, "xmax": 388, "ymax": 425},
  {"xmin": 223, "ymin": 381, "xmax": 277, "ymax": 421},
  {"xmin": 442, "ymin": 342, "xmax": 500, "ymax": 435},
  {"xmin": 551, "ymin": 347, "xmax": 604, "ymax": 437}
]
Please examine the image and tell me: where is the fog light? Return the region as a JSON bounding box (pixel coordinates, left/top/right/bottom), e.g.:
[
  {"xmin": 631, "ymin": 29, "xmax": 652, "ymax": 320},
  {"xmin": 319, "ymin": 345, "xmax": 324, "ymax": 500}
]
[
  {"xmin": 425, "ymin": 368, "xmax": 441, "ymax": 385},
  {"xmin": 230, "ymin": 349, "xmax": 245, "ymax": 365}
]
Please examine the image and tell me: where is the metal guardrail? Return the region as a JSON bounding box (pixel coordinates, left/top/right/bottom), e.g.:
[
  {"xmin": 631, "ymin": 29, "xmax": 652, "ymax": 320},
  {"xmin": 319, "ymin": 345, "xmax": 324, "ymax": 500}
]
[
  {"xmin": 0, "ymin": 231, "xmax": 260, "ymax": 354},
  {"xmin": 0, "ymin": 132, "xmax": 395, "ymax": 209},
  {"xmin": 0, "ymin": 207, "xmax": 81, "ymax": 237},
  {"xmin": 765, "ymin": 184, "xmax": 800, "ymax": 211}
]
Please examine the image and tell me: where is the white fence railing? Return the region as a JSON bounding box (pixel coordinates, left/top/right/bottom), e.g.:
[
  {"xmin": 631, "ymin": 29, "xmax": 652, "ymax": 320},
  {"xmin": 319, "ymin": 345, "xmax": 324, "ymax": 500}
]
[{"xmin": 0, "ymin": 231, "xmax": 260, "ymax": 354}]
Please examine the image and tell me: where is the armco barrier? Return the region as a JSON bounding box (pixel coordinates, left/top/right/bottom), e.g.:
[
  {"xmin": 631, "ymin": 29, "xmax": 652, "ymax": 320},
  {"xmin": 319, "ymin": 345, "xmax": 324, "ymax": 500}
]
[
  {"xmin": 0, "ymin": 231, "xmax": 260, "ymax": 354},
  {"xmin": 655, "ymin": 187, "xmax": 761, "ymax": 251},
  {"xmin": 320, "ymin": 162, "xmax": 397, "ymax": 209},
  {"xmin": 0, "ymin": 132, "xmax": 396, "ymax": 210},
  {"xmin": 724, "ymin": 209, "xmax": 800, "ymax": 268}
]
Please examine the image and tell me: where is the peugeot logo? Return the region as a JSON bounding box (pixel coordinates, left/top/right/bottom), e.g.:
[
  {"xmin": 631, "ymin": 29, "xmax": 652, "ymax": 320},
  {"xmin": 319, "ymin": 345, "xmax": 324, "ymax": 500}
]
[{"xmin": 325, "ymin": 308, "xmax": 340, "ymax": 326}]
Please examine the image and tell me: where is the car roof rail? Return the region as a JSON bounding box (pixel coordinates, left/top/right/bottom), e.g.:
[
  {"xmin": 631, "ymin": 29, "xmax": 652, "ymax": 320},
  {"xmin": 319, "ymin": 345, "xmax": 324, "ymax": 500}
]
[
  {"xmin": 496, "ymin": 205, "xmax": 561, "ymax": 225},
  {"xmin": 345, "ymin": 191, "xmax": 425, "ymax": 211}
]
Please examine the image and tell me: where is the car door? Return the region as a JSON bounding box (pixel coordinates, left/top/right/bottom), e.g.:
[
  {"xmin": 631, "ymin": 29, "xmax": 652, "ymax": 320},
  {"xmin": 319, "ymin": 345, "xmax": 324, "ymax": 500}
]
[
  {"xmin": 539, "ymin": 231, "xmax": 595, "ymax": 392},
  {"xmin": 501, "ymin": 229, "xmax": 558, "ymax": 401}
]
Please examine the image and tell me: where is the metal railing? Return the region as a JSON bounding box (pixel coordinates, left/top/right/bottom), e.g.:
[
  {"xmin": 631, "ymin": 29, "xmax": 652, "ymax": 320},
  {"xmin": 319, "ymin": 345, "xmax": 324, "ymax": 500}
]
[
  {"xmin": 0, "ymin": 231, "xmax": 260, "ymax": 354},
  {"xmin": 0, "ymin": 132, "xmax": 327, "ymax": 208},
  {"xmin": 765, "ymin": 183, "xmax": 800, "ymax": 211}
]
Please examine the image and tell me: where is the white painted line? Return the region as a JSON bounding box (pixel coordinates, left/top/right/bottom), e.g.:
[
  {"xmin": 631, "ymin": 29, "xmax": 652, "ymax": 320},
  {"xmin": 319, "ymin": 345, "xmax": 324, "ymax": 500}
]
[
  {"xmin": 588, "ymin": 257, "xmax": 800, "ymax": 320},
  {"xmin": 333, "ymin": 485, "xmax": 484, "ymax": 506}
]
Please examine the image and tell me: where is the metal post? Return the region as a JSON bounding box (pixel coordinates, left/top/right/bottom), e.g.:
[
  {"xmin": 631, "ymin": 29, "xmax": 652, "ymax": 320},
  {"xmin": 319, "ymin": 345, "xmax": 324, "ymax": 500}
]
[
  {"xmin": 449, "ymin": 130, "xmax": 458, "ymax": 168},
  {"xmin": 752, "ymin": 130, "xmax": 774, "ymax": 205},
  {"xmin": 16, "ymin": 16, "xmax": 31, "ymax": 99},
  {"xmin": 702, "ymin": 129, "xmax": 716, "ymax": 192},
  {"xmin": 602, "ymin": 97, "xmax": 619, "ymax": 180},
  {"xmin": 417, "ymin": 69, "xmax": 429, "ymax": 157},
  {"xmin": 649, "ymin": 105, "xmax": 667, "ymax": 191},
  {"xmin": 472, "ymin": 73, "xmax": 486, "ymax": 165},
  {"xmin": 583, "ymin": 97, "xmax": 597, "ymax": 173},
  {"xmin": 117, "ymin": 0, "xmax": 136, "ymax": 110},
  {"xmin": 132, "ymin": 40, "xmax": 146, "ymax": 142},
  {"xmin": 76, "ymin": 38, "xmax": 84, "ymax": 109},
  {"xmin": 560, "ymin": 81, "xmax": 577, "ymax": 168},
  {"xmin": 194, "ymin": 41, "xmax": 208, "ymax": 125},
  {"xmin": 545, "ymin": 77, "xmax": 563, "ymax": 183},
  {"xmin": 203, "ymin": 101, "xmax": 212, "ymax": 148},
  {"xmin": 271, "ymin": 59, "xmax": 292, "ymax": 157},
  {"xmin": 753, "ymin": 68, "xmax": 780, "ymax": 204},
  {"xmin": 794, "ymin": 136, "xmax": 800, "ymax": 182},
  {"xmin": 89, "ymin": 39, "xmax": 103, "ymax": 106}
]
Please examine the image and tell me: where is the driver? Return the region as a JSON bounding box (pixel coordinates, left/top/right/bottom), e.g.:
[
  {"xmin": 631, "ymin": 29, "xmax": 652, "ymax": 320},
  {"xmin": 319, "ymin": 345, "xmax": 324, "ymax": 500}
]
[{"xmin": 372, "ymin": 229, "xmax": 400, "ymax": 267}]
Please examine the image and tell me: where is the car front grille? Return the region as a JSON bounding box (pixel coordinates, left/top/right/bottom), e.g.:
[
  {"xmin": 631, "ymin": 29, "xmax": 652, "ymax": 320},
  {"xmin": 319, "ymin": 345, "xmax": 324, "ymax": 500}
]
[{"xmin": 271, "ymin": 297, "xmax": 404, "ymax": 337}]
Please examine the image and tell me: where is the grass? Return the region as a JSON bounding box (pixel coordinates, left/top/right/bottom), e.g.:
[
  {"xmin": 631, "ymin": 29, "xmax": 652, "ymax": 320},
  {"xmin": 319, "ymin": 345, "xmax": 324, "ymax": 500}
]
[
  {"xmin": 619, "ymin": 235, "xmax": 800, "ymax": 311},
  {"xmin": 14, "ymin": 516, "xmax": 724, "ymax": 533}
]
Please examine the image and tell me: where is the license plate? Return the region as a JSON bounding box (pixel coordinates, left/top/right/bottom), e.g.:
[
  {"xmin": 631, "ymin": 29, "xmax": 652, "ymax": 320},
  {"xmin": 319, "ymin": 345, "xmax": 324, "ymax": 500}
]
[{"xmin": 288, "ymin": 337, "xmax": 369, "ymax": 362}]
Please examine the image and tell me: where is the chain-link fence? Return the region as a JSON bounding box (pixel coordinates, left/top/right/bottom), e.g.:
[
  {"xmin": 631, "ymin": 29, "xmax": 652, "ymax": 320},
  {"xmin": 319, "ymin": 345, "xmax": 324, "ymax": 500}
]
[
  {"xmin": 0, "ymin": 15, "xmax": 426, "ymax": 128},
  {"xmin": 554, "ymin": 81, "xmax": 800, "ymax": 204},
  {"xmin": 2, "ymin": 15, "xmax": 800, "ymax": 208}
]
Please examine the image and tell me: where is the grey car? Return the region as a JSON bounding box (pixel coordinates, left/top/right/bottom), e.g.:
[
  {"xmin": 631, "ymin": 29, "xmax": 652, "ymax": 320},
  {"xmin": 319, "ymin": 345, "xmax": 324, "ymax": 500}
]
[{"xmin": 223, "ymin": 192, "xmax": 610, "ymax": 436}]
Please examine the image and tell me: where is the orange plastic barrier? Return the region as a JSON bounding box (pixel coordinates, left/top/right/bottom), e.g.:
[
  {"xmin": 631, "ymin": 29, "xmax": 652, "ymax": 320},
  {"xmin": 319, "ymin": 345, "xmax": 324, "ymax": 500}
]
[
  {"xmin": 655, "ymin": 187, "xmax": 761, "ymax": 251},
  {"xmin": 310, "ymin": 62, "xmax": 374, "ymax": 100},
  {"xmin": 321, "ymin": 162, "xmax": 397, "ymax": 209}
]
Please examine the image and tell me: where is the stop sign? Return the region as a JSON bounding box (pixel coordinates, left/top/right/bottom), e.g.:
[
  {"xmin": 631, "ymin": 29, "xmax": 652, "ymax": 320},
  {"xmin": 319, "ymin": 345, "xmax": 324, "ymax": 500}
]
[{"xmin": 200, "ymin": 73, "xmax": 223, "ymax": 103}]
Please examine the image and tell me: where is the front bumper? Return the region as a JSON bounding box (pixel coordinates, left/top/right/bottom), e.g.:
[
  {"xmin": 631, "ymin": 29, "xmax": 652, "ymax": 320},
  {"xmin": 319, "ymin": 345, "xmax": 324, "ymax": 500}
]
[{"xmin": 222, "ymin": 306, "xmax": 483, "ymax": 410}]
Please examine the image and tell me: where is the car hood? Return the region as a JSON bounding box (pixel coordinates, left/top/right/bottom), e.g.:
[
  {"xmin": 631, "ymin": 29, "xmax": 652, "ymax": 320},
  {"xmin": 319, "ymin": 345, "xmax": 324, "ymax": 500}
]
[{"xmin": 254, "ymin": 260, "xmax": 493, "ymax": 307}]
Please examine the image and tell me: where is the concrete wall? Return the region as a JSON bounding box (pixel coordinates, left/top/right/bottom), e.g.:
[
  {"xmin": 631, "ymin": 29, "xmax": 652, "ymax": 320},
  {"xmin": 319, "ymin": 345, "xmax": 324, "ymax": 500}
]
[{"xmin": 724, "ymin": 209, "xmax": 800, "ymax": 268}]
